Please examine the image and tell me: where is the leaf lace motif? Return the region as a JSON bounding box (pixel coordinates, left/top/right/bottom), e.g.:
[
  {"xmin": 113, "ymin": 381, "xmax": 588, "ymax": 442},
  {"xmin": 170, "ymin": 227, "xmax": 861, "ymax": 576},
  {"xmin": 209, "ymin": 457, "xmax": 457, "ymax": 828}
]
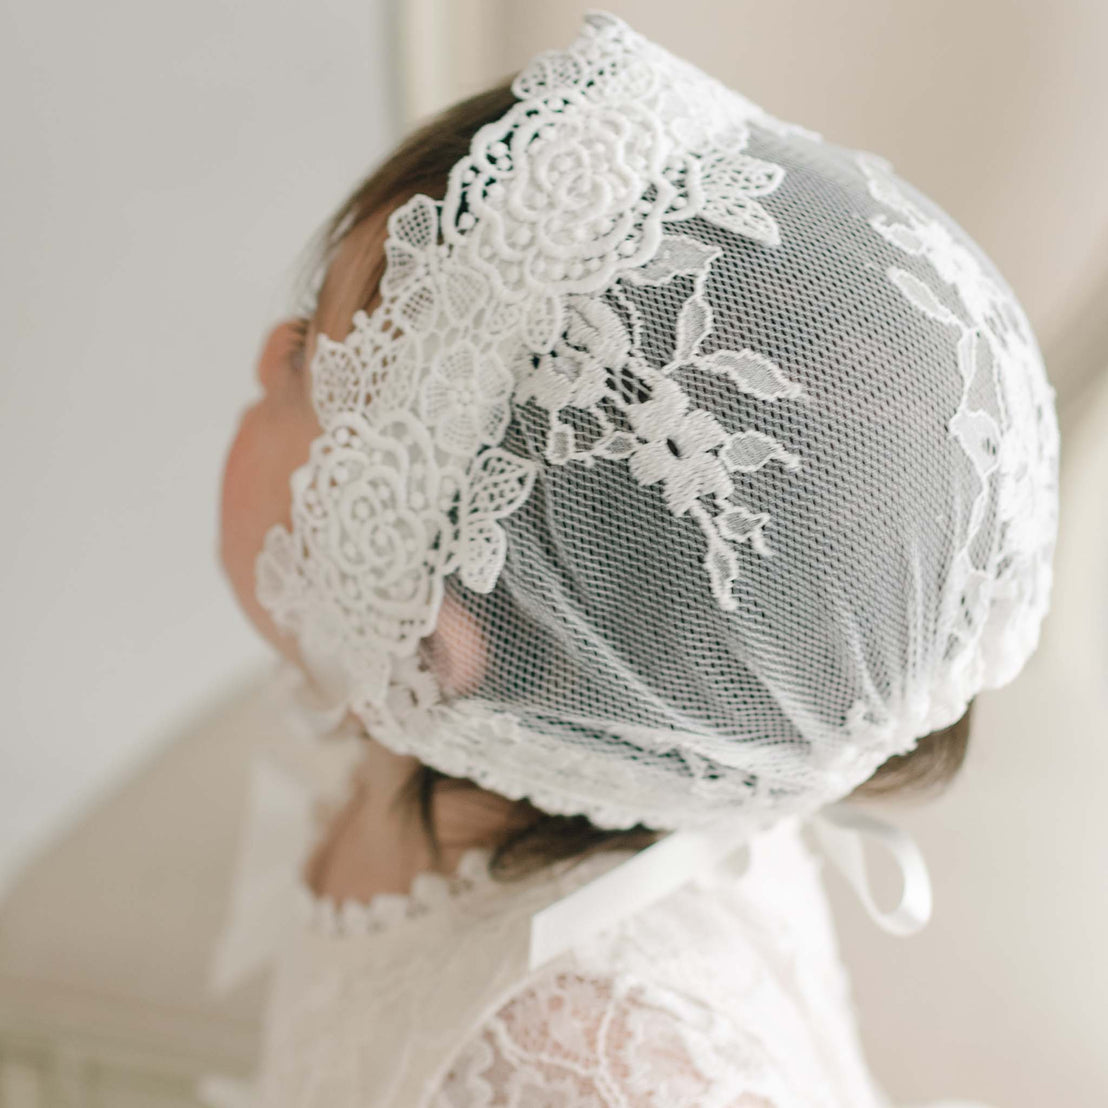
[{"xmin": 856, "ymin": 151, "xmax": 1060, "ymax": 676}]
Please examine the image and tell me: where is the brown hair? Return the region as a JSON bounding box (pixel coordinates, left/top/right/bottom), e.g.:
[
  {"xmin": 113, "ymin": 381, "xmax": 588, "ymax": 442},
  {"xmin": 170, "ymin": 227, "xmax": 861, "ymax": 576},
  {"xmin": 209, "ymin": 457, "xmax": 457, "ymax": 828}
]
[{"xmin": 292, "ymin": 78, "xmax": 975, "ymax": 882}]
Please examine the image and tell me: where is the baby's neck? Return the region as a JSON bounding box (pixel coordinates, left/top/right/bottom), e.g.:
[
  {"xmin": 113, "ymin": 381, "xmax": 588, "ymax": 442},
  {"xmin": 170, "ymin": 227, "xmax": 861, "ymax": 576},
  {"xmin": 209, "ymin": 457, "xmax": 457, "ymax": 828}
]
[{"xmin": 303, "ymin": 736, "xmax": 520, "ymax": 904}]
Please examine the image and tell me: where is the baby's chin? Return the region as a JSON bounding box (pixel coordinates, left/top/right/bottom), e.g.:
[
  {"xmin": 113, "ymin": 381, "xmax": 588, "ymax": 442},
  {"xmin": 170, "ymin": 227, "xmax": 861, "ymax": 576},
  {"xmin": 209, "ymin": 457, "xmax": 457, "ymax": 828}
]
[{"xmin": 246, "ymin": 599, "xmax": 304, "ymax": 672}]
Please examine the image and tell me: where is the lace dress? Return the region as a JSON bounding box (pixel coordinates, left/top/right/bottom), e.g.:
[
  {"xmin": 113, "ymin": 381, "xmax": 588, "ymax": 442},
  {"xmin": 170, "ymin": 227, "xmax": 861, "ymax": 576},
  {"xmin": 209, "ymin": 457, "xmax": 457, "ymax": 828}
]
[{"xmin": 198, "ymin": 675, "xmax": 990, "ymax": 1108}]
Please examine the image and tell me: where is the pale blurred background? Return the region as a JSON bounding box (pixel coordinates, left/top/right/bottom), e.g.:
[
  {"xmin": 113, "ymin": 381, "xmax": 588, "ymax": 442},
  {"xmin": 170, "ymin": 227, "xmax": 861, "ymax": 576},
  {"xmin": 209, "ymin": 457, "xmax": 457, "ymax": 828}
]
[{"xmin": 1, "ymin": 0, "xmax": 1106, "ymax": 1104}]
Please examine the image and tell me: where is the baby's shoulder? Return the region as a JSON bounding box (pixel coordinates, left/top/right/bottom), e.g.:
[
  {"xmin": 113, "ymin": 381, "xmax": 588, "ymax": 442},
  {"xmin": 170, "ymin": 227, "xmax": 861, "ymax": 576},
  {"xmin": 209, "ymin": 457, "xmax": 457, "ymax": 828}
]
[{"xmin": 426, "ymin": 961, "xmax": 795, "ymax": 1108}]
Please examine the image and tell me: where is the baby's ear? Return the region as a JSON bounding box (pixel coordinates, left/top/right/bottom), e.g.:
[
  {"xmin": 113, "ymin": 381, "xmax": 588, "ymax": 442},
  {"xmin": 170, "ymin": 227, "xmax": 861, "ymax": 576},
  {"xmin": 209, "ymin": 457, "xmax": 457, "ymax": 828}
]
[{"xmin": 427, "ymin": 590, "xmax": 488, "ymax": 697}]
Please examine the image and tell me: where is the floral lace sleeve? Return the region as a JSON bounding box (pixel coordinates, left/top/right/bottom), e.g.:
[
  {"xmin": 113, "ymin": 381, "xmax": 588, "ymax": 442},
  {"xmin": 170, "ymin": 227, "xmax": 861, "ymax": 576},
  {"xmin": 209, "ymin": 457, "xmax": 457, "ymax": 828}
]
[{"xmin": 426, "ymin": 967, "xmax": 788, "ymax": 1108}]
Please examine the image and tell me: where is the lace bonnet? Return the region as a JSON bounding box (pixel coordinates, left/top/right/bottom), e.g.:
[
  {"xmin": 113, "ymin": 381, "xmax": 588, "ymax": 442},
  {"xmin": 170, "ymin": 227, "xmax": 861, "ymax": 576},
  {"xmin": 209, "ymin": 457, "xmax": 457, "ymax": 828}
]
[{"xmin": 255, "ymin": 12, "xmax": 1060, "ymax": 845}]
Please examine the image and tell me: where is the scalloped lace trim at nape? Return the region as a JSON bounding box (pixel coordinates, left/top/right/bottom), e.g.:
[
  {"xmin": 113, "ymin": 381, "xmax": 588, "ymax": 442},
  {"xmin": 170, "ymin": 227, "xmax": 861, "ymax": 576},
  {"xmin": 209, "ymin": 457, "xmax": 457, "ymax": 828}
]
[{"xmin": 295, "ymin": 844, "xmax": 498, "ymax": 938}]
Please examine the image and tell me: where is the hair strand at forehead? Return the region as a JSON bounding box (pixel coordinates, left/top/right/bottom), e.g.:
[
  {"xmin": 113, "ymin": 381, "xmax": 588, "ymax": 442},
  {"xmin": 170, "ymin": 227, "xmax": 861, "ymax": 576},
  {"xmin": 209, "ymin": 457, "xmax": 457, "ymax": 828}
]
[{"xmin": 294, "ymin": 79, "xmax": 520, "ymax": 329}]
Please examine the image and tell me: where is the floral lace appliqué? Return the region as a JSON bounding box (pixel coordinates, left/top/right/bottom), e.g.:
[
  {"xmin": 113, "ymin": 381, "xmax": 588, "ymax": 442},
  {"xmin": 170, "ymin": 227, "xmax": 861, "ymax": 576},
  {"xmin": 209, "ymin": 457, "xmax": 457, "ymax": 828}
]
[{"xmin": 256, "ymin": 11, "xmax": 806, "ymax": 724}]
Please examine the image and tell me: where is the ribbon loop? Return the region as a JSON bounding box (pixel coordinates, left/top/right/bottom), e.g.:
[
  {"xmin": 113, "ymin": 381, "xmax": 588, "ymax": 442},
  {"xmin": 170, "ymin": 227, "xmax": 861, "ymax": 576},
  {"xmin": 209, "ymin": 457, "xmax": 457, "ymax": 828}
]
[{"xmin": 809, "ymin": 804, "xmax": 932, "ymax": 936}]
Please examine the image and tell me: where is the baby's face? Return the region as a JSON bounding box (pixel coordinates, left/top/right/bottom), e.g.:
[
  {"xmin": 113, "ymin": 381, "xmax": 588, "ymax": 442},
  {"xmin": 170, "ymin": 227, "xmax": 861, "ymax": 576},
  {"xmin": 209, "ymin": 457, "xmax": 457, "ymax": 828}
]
[
  {"xmin": 218, "ymin": 205, "xmax": 487, "ymax": 695},
  {"xmin": 219, "ymin": 314, "xmax": 320, "ymax": 667},
  {"xmin": 218, "ymin": 212, "xmax": 378, "ymax": 668}
]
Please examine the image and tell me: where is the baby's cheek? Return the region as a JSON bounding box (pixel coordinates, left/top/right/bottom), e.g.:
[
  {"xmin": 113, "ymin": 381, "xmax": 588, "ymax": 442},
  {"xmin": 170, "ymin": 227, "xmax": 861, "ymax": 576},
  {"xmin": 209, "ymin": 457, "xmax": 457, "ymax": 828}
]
[
  {"xmin": 432, "ymin": 592, "xmax": 489, "ymax": 696},
  {"xmin": 219, "ymin": 420, "xmax": 263, "ymax": 604},
  {"xmin": 219, "ymin": 415, "xmax": 257, "ymax": 562},
  {"xmin": 227, "ymin": 400, "xmax": 317, "ymax": 534},
  {"xmin": 219, "ymin": 407, "xmax": 295, "ymax": 592}
]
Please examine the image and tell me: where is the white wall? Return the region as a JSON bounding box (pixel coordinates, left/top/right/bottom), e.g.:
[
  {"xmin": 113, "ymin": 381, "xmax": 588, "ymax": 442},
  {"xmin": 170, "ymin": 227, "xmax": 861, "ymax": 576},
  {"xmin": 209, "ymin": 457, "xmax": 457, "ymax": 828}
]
[
  {"xmin": 0, "ymin": 0, "xmax": 399, "ymax": 894},
  {"xmin": 3, "ymin": 1, "xmax": 1105, "ymax": 1103}
]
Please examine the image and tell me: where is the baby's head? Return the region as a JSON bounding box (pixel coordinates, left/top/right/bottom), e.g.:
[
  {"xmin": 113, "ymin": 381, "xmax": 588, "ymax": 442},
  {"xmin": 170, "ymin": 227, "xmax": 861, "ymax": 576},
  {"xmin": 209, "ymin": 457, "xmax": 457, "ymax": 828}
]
[{"xmin": 219, "ymin": 13, "xmax": 1056, "ymax": 871}]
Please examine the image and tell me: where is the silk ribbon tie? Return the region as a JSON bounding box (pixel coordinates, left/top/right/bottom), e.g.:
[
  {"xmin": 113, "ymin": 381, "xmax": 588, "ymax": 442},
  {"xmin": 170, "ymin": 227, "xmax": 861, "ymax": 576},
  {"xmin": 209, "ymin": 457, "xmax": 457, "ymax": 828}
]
[
  {"xmin": 807, "ymin": 802, "xmax": 933, "ymax": 937},
  {"xmin": 528, "ymin": 803, "xmax": 932, "ymax": 971}
]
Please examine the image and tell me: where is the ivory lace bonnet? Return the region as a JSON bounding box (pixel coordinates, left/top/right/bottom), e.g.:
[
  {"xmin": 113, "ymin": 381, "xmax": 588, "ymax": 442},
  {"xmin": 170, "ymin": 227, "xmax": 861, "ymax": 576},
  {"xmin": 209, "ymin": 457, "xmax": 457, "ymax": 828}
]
[{"xmin": 254, "ymin": 11, "xmax": 1060, "ymax": 837}]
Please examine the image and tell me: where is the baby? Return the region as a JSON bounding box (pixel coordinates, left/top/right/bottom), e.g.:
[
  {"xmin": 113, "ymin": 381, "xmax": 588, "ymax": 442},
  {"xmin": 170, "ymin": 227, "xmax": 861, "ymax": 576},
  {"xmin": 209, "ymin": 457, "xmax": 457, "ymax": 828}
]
[{"xmin": 213, "ymin": 13, "xmax": 1057, "ymax": 1106}]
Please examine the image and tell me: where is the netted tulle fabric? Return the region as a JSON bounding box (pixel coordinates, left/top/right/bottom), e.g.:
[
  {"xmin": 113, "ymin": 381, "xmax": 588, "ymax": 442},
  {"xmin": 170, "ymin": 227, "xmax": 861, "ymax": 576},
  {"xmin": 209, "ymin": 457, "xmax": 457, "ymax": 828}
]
[{"xmin": 254, "ymin": 11, "xmax": 1059, "ymax": 832}]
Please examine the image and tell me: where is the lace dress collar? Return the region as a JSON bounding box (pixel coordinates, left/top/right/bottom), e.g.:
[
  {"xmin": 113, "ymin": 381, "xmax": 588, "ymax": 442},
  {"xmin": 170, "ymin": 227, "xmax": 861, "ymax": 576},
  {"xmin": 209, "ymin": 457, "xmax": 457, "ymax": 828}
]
[{"xmin": 294, "ymin": 844, "xmax": 498, "ymax": 939}]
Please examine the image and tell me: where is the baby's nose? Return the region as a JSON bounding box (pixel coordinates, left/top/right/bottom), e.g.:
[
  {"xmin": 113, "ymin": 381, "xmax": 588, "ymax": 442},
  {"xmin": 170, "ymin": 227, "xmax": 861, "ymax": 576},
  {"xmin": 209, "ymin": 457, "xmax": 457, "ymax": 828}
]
[{"xmin": 255, "ymin": 322, "xmax": 291, "ymax": 392}]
